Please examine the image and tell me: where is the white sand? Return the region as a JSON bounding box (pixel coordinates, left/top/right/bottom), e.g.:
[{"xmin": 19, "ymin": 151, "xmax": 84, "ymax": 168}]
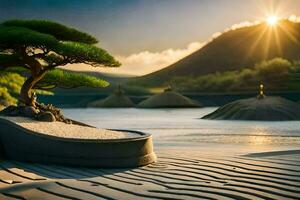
[{"xmin": 0, "ymin": 116, "xmax": 138, "ymax": 139}]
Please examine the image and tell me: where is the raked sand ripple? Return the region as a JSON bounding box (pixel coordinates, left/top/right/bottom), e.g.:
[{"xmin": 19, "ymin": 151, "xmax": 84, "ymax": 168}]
[{"xmin": 0, "ymin": 149, "xmax": 300, "ymax": 199}]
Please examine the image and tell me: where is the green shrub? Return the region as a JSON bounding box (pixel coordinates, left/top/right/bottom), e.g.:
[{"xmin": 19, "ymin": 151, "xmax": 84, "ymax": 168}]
[
  {"xmin": 171, "ymin": 57, "xmax": 297, "ymax": 92},
  {"xmin": 0, "ymin": 87, "xmax": 17, "ymax": 104}
]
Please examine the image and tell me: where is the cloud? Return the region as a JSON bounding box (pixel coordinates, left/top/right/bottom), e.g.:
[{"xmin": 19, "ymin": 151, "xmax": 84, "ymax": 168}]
[
  {"xmin": 111, "ymin": 42, "xmax": 205, "ymax": 76},
  {"xmin": 63, "ymin": 41, "xmax": 205, "ymax": 76},
  {"xmin": 227, "ymin": 20, "xmax": 261, "ymax": 31},
  {"xmin": 288, "ymin": 15, "xmax": 300, "ymax": 22},
  {"xmin": 211, "ymin": 32, "xmax": 222, "ymax": 39}
]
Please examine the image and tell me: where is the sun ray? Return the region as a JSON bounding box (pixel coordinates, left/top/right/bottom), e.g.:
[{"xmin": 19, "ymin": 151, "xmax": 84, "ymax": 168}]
[
  {"xmin": 246, "ymin": 24, "xmax": 268, "ymax": 60},
  {"xmin": 277, "ymin": 21, "xmax": 300, "ymax": 45},
  {"xmin": 263, "ymin": 27, "xmax": 273, "ymax": 59},
  {"xmin": 273, "ymin": 24, "xmax": 283, "ymax": 56}
]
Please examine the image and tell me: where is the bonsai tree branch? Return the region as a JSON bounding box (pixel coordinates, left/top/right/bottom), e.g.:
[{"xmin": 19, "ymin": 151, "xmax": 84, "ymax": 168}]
[{"xmin": 0, "ymin": 19, "xmax": 120, "ymax": 122}]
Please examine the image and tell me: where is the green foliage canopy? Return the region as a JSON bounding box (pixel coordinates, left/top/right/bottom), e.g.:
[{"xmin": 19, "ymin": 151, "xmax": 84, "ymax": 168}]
[
  {"xmin": 38, "ymin": 69, "xmax": 109, "ymax": 89},
  {"xmin": 0, "ymin": 21, "xmax": 120, "ymax": 68},
  {"xmin": 0, "ymin": 72, "xmax": 25, "ymax": 104},
  {"xmin": 3, "ymin": 20, "xmax": 98, "ymax": 44},
  {"xmin": 0, "ymin": 87, "xmax": 16, "ymax": 105},
  {"xmin": 170, "ymin": 58, "xmax": 296, "ymax": 92}
]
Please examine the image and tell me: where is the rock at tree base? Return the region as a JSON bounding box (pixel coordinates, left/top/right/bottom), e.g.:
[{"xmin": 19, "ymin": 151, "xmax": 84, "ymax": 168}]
[
  {"xmin": 37, "ymin": 111, "xmax": 56, "ymax": 122},
  {"xmin": 0, "ymin": 104, "xmax": 65, "ymax": 123},
  {"xmin": 0, "ymin": 105, "xmax": 19, "ymax": 116},
  {"xmin": 36, "ymin": 103, "xmax": 71, "ymax": 123},
  {"xmin": 0, "ymin": 99, "xmax": 10, "ymax": 107},
  {"xmin": 23, "ymin": 106, "xmax": 39, "ymax": 118},
  {"xmin": 202, "ymin": 96, "xmax": 300, "ymax": 121}
]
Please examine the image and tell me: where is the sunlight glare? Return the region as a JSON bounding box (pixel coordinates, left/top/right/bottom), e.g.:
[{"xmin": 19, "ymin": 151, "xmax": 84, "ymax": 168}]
[{"xmin": 267, "ymin": 15, "xmax": 278, "ymax": 26}]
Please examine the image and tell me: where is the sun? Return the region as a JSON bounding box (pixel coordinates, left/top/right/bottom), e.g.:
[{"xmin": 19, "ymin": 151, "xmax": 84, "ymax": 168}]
[{"xmin": 266, "ymin": 15, "xmax": 278, "ymax": 26}]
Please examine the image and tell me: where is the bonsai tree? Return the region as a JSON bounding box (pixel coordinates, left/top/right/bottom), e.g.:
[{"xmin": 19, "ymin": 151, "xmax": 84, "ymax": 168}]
[{"xmin": 0, "ymin": 19, "xmax": 120, "ymax": 121}]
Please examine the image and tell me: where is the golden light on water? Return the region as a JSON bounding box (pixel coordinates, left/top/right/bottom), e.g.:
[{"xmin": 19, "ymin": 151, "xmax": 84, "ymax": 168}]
[
  {"xmin": 249, "ymin": 135, "xmax": 269, "ymax": 145},
  {"xmin": 249, "ymin": 126, "xmax": 271, "ymax": 146},
  {"xmin": 266, "ymin": 15, "xmax": 278, "ymax": 26}
]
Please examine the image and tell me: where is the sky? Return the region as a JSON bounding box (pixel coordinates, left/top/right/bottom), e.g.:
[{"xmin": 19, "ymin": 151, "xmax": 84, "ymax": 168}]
[{"xmin": 1, "ymin": 0, "xmax": 300, "ymax": 76}]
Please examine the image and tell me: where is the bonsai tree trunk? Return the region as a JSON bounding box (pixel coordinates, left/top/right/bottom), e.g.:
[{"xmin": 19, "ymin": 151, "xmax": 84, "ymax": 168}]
[{"xmin": 20, "ymin": 72, "xmax": 45, "ymax": 107}]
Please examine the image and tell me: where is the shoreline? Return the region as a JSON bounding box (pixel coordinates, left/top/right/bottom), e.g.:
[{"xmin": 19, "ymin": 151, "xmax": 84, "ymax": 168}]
[
  {"xmin": 155, "ymin": 144, "xmax": 300, "ymax": 160},
  {"xmin": 39, "ymin": 91, "xmax": 300, "ymax": 108}
]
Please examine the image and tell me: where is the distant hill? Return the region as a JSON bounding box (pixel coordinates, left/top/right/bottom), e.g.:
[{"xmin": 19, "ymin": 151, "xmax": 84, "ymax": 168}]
[
  {"xmin": 62, "ymin": 69, "xmax": 136, "ymax": 84},
  {"xmin": 131, "ymin": 20, "xmax": 300, "ymax": 87},
  {"xmin": 53, "ymin": 69, "xmax": 147, "ymax": 96}
]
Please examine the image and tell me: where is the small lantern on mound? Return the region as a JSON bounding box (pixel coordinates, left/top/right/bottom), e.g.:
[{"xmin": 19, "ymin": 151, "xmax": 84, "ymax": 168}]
[{"xmin": 257, "ymin": 83, "xmax": 266, "ymax": 99}]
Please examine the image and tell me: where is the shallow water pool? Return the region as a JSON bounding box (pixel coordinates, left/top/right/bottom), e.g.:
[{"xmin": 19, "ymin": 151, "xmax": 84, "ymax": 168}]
[{"xmin": 63, "ymin": 108, "xmax": 300, "ymax": 153}]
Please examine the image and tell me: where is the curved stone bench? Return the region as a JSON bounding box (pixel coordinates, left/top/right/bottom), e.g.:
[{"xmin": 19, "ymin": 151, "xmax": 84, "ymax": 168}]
[{"xmin": 0, "ymin": 118, "xmax": 156, "ymax": 168}]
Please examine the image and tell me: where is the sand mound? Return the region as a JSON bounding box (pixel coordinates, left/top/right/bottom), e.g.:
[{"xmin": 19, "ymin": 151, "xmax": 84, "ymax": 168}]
[
  {"xmin": 1, "ymin": 116, "xmax": 138, "ymax": 139},
  {"xmin": 88, "ymin": 88, "xmax": 134, "ymax": 108},
  {"xmin": 138, "ymin": 91, "xmax": 200, "ymax": 108},
  {"xmin": 202, "ymin": 96, "xmax": 300, "ymax": 121}
]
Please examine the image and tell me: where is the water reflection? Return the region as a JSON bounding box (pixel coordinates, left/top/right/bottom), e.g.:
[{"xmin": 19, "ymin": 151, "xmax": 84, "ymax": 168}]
[{"xmin": 63, "ymin": 108, "xmax": 300, "ymax": 148}]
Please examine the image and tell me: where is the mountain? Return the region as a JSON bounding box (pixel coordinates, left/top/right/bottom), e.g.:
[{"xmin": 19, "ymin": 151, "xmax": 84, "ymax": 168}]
[{"xmin": 131, "ymin": 20, "xmax": 300, "ymax": 87}]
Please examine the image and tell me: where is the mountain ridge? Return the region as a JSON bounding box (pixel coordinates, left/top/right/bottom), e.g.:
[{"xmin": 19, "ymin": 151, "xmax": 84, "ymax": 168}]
[{"xmin": 131, "ymin": 20, "xmax": 300, "ymax": 87}]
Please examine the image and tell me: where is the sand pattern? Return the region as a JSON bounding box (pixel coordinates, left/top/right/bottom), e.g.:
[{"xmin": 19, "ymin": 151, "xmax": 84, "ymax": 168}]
[
  {"xmin": 138, "ymin": 91, "xmax": 200, "ymax": 108},
  {"xmin": 1, "ymin": 116, "xmax": 137, "ymax": 139},
  {"xmin": 0, "ymin": 150, "xmax": 300, "ymax": 199},
  {"xmin": 88, "ymin": 91, "xmax": 134, "ymax": 108}
]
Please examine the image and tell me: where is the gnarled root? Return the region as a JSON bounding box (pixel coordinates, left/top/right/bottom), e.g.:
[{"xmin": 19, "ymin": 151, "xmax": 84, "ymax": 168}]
[{"xmin": 35, "ymin": 103, "xmax": 71, "ymax": 123}]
